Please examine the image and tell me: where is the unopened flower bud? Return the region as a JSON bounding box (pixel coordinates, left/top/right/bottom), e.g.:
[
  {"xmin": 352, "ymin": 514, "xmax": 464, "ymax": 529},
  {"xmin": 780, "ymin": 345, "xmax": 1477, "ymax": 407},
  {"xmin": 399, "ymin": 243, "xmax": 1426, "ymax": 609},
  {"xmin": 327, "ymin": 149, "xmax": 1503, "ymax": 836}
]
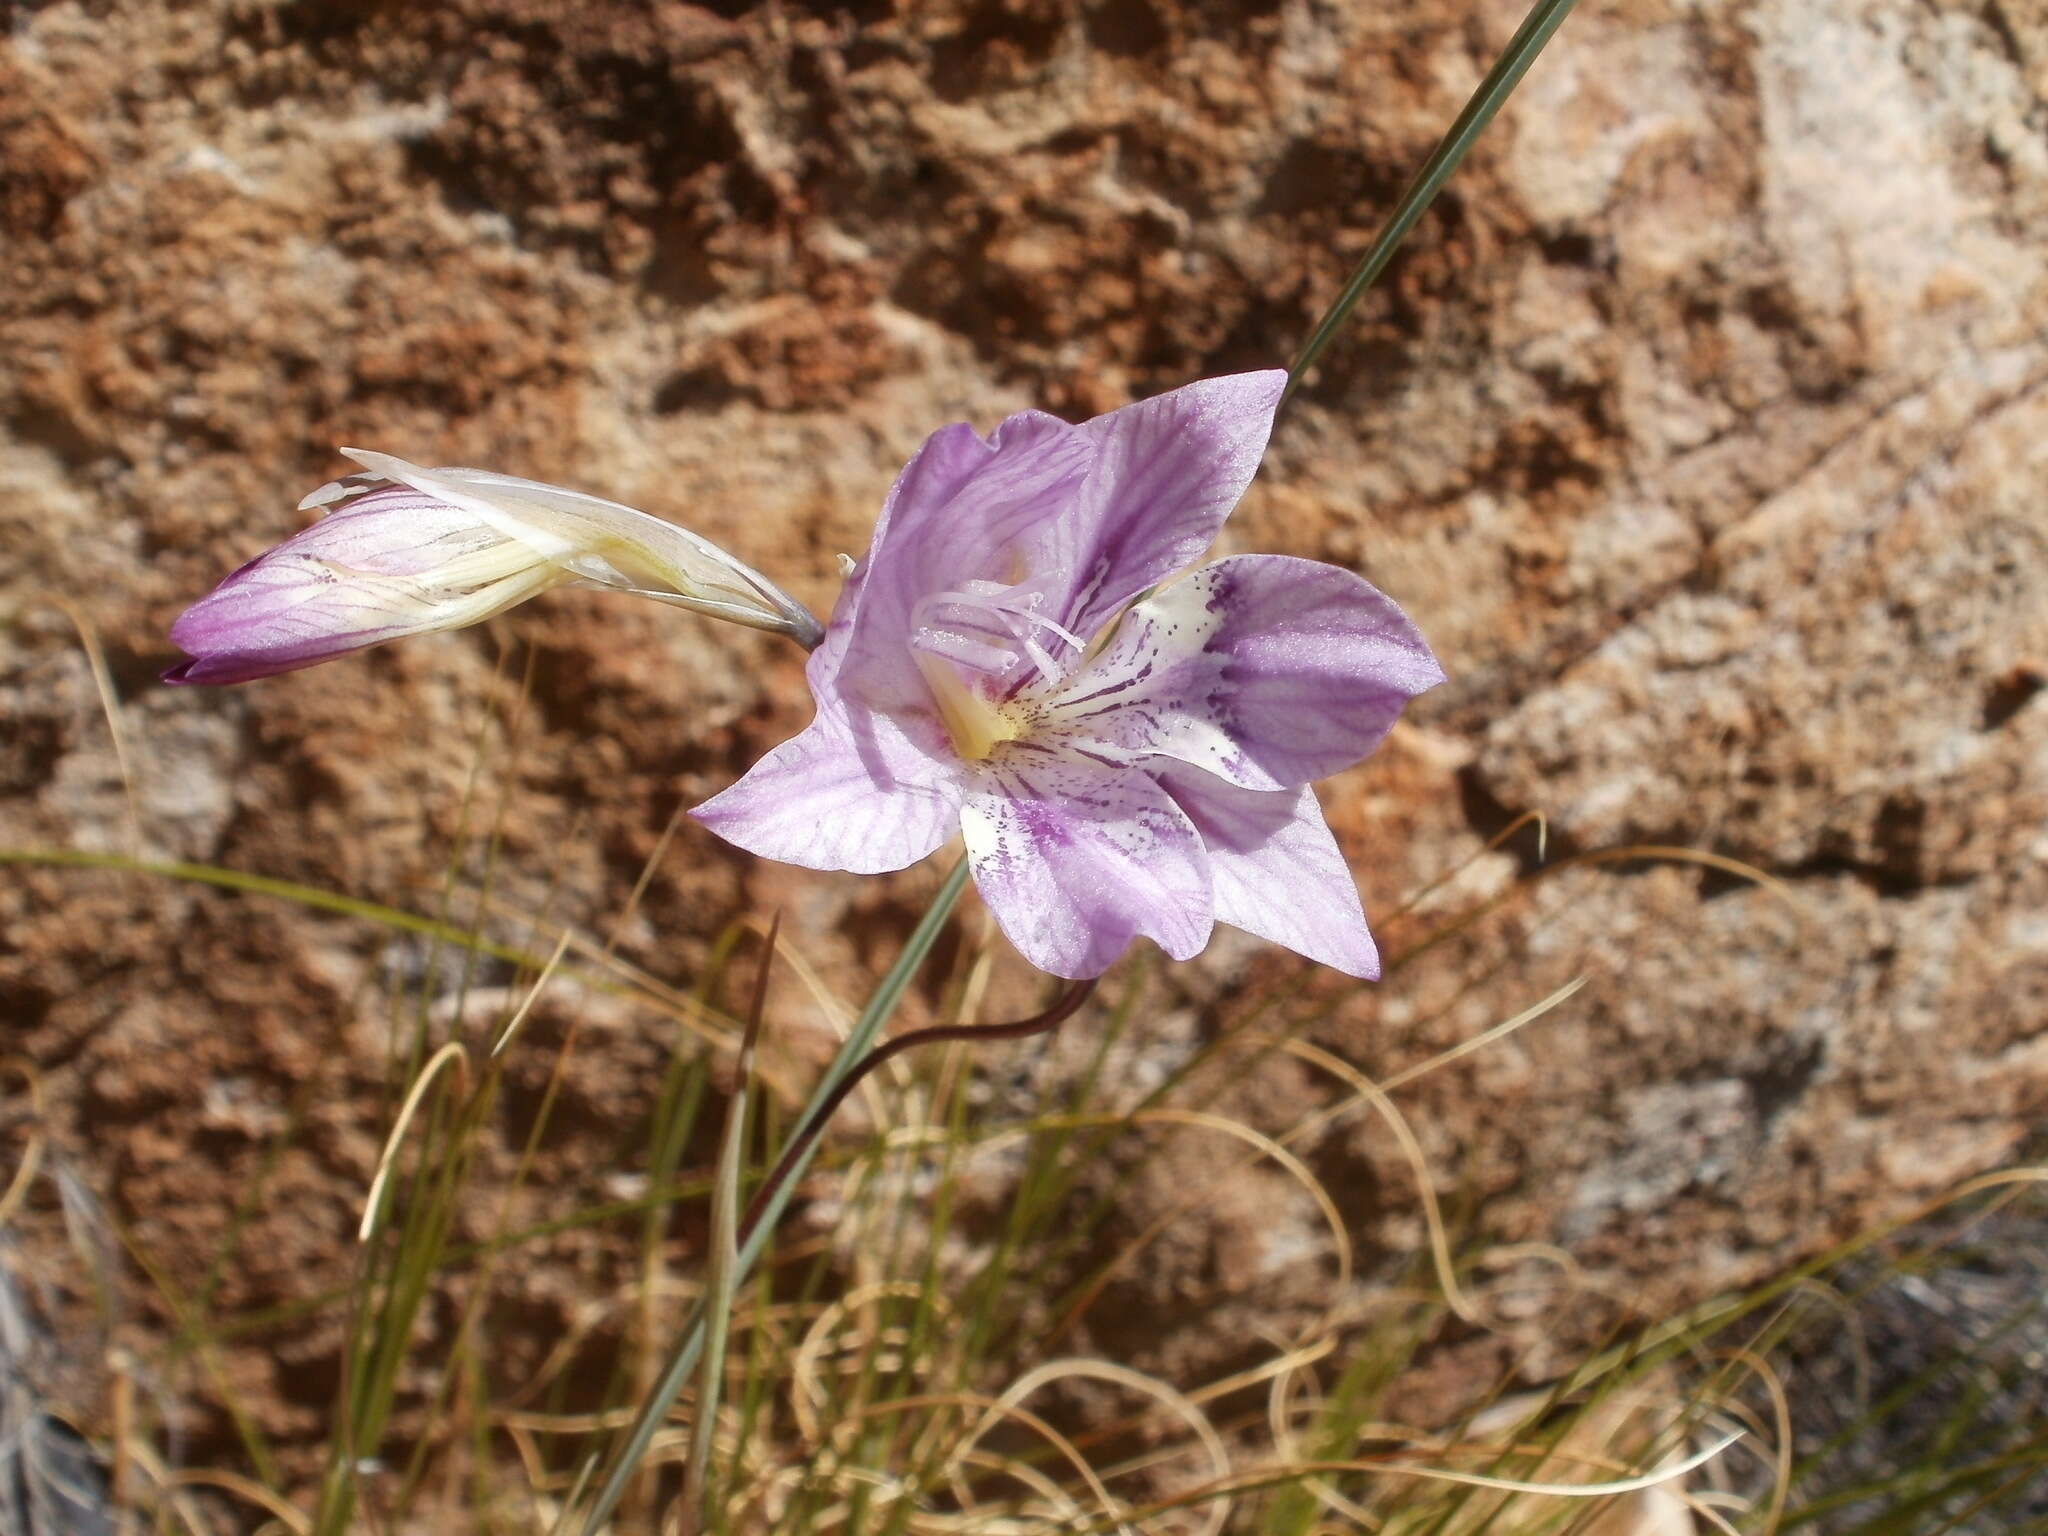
[{"xmin": 164, "ymin": 449, "xmax": 822, "ymax": 685}]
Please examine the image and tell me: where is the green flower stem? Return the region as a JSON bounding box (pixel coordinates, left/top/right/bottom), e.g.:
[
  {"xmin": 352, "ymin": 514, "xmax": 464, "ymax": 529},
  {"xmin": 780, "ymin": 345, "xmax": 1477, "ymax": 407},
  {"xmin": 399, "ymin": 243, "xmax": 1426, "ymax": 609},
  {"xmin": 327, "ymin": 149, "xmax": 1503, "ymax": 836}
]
[
  {"xmin": 735, "ymin": 976, "xmax": 1095, "ymax": 1243},
  {"xmin": 572, "ymin": 858, "xmax": 972, "ymax": 1536}
]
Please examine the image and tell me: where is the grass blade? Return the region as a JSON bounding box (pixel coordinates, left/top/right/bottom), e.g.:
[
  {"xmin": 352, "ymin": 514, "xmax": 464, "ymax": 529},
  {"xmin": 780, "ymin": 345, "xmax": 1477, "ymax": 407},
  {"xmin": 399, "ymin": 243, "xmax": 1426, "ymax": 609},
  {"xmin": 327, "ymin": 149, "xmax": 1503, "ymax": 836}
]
[
  {"xmin": 572, "ymin": 859, "xmax": 972, "ymax": 1536},
  {"xmin": 678, "ymin": 916, "xmax": 776, "ymax": 1533}
]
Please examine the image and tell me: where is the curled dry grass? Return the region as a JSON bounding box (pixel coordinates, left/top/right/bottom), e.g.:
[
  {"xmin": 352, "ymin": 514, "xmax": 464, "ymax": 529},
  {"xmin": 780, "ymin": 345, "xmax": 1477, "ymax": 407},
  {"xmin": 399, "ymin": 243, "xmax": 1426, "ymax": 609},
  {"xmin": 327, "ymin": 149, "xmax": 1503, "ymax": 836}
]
[{"xmin": 9, "ymin": 731, "xmax": 2045, "ymax": 1536}]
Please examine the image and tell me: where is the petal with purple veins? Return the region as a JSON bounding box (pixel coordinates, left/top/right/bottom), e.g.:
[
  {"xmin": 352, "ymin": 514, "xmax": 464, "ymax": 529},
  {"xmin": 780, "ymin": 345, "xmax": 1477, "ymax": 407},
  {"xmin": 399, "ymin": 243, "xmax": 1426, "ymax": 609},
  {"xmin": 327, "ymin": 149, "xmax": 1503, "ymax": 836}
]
[
  {"xmin": 1160, "ymin": 766, "xmax": 1380, "ymax": 979},
  {"xmin": 1043, "ymin": 554, "xmax": 1445, "ymax": 791},
  {"xmin": 1039, "ymin": 370, "xmax": 1287, "ymax": 639},
  {"xmin": 833, "ymin": 412, "xmax": 1094, "ymax": 712},
  {"xmin": 164, "ymin": 489, "xmax": 565, "ymax": 685},
  {"xmin": 690, "ymin": 700, "xmax": 962, "ymax": 875},
  {"xmin": 960, "ymin": 750, "xmax": 1212, "ymax": 978}
]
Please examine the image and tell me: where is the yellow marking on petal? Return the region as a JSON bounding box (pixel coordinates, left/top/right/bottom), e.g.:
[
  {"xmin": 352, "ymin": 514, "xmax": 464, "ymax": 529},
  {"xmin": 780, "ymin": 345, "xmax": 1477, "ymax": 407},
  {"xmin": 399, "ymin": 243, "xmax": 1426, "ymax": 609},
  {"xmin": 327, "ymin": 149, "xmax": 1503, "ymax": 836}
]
[
  {"xmin": 914, "ymin": 650, "xmax": 1025, "ymax": 762},
  {"xmin": 413, "ymin": 537, "xmax": 555, "ymax": 591},
  {"xmin": 308, "ymin": 541, "xmax": 564, "ymax": 628}
]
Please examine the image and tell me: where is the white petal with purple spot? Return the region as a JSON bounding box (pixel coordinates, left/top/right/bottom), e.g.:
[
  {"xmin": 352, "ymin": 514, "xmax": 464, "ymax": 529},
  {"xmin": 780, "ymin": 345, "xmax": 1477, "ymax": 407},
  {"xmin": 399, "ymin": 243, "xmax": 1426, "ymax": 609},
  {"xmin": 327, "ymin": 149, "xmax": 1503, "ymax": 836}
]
[
  {"xmin": 960, "ymin": 750, "xmax": 1212, "ymax": 979},
  {"xmin": 1043, "ymin": 554, "xmax": 1445, "ymax": 791}
]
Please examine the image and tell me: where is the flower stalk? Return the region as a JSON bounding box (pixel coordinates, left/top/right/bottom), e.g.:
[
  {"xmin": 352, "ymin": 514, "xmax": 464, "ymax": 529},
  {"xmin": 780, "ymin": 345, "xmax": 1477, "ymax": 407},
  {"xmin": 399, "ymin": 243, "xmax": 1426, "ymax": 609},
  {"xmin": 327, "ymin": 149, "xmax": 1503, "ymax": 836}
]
[
  {"xmin": 737, "ymin": 975, "xmax": 1096, "ymax": 1246},
  {"xmin": 573, "ymin": 859, "xmax": 972, "ymax": 1536}
]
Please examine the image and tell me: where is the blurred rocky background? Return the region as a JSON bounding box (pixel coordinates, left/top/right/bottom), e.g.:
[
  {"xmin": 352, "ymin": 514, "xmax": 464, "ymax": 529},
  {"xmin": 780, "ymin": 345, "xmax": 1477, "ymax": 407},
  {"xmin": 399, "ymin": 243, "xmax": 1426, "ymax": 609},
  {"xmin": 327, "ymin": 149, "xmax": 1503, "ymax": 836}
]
[{"xmin": 2, "ymin": 0, "xmax": 2045, "ymax": 1492}]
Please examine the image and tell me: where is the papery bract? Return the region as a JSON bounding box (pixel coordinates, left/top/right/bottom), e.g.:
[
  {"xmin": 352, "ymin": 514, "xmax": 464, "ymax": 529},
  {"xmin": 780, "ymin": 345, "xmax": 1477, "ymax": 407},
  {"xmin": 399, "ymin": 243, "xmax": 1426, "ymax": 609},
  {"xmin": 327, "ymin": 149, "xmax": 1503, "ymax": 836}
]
[
  {"xmin": 163, "ymin": 450, "xmax": 821, "ymax": 685},
  {"xmin": 692, "ymin": 370, "xmax": 1446, "ymax": 980}
]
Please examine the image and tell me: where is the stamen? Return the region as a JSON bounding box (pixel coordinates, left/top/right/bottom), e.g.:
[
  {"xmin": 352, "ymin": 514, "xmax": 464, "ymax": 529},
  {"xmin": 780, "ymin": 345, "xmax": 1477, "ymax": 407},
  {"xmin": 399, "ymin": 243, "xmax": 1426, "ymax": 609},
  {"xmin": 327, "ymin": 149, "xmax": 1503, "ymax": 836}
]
[
  {"xmin": 915, "ymin": 627, "xmax": 1015, "ymax": 675},
  {"xmin": 1016, "ymin": 606, "xmax": 1086, "ymax": 652},
  {"xmin": 910, "ymin": 580, "xmax": 1086, "ymax": 690},
  {"xmin": 1017, "ymin": 633, "xmax": 1063, "ymax": 683},
  {"xmin": 907, "ymin": 576, "xmax": 1096, "ymax": 756}
]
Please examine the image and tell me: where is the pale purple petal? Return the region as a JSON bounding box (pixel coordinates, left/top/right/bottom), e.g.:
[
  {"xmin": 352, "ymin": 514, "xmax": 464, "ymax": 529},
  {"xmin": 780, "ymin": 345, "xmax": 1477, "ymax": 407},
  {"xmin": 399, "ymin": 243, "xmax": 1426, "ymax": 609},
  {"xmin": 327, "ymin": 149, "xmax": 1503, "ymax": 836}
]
[
  {"xmin": 1160, "ymin": 767, "xmax": 1379, "ymax": 979},
  {"xmin": 164, "ymin": 489, "xmax": 558, "ymax": 685},
  {"xmin": 1044, "ymin": 554, "xmax": 1445, "ymax": 791},
  {"xmin": 959, "ymin": 751, "xmax": 1212, "ymax": 979},
  {"xmin": 833, "ymin": 412, "xmax": 1093, "ymax": 711},
  {"xmin": 826, "ymin": 372, "xmax": 1283, "ymax": 709},
  {"xmin": 1043, "ymin": 370, "xmax": 1287, "ymax": 639},
  {"xmin": 690, "ymin": 701, "xmax": 962, "ymax": 875}
]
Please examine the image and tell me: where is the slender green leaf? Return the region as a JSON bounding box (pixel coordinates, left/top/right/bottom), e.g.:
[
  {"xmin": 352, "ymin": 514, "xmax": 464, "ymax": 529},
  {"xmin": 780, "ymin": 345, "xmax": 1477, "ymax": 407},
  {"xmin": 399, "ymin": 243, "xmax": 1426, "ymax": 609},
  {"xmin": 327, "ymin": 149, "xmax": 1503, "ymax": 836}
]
[
  {"xmin": 1283, "ymin": 0, "xmax": 1580, "ymax": 405},
  {"xmin": 681, "ymin": 918, "xmax": 774, "ymax": 1532},
  {"xmin": 572, "ymin": 859, "xmax": 972, "ymax": 1536}
]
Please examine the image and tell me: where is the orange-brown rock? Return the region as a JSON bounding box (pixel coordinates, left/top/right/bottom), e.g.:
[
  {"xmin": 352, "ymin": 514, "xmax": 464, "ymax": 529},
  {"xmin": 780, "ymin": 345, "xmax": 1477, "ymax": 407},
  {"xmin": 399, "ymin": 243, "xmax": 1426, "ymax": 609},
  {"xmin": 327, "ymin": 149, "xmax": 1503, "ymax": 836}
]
[{"xmin": 3, "ymin": 0, "xmax": 2043, "ymax": 1484}]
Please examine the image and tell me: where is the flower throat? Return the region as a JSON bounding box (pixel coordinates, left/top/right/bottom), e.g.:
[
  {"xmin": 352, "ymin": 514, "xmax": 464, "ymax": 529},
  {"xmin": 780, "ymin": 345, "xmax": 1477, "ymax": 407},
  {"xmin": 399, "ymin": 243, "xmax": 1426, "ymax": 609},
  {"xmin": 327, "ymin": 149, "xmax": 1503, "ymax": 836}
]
[{"xmin": 908, "ymin": 577, "xmax": 1083, "ymax": 760}]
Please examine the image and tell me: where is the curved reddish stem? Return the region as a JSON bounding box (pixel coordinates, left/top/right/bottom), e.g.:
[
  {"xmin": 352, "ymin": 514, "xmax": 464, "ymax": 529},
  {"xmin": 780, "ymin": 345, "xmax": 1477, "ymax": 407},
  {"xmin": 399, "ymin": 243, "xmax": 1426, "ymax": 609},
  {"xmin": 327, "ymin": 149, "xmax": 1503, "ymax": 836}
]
[{"xmin": 738, "ymin": 978, "xmax": 1097, "ymax": 1245}]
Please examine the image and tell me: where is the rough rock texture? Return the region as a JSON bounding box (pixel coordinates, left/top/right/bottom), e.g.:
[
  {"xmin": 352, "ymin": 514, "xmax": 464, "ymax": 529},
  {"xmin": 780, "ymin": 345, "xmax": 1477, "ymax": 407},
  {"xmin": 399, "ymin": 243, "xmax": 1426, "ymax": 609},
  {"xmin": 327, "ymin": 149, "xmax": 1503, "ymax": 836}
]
[{"xmin": 3, "ymin": 0, "xmax": 2045, "ymax": 1495}]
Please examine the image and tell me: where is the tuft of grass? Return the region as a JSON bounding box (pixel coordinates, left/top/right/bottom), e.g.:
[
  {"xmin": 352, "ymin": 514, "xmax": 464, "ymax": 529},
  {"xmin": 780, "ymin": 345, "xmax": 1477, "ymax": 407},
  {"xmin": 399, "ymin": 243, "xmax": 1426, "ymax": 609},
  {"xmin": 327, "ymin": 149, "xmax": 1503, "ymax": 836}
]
[
  {"xmin": 1766, "ymin": 1179, "xmax": 2048, "ymax": 1535},
  {"xmin": 11, "ymin": 736, "xmax": 2047, "ymax": 1534}
]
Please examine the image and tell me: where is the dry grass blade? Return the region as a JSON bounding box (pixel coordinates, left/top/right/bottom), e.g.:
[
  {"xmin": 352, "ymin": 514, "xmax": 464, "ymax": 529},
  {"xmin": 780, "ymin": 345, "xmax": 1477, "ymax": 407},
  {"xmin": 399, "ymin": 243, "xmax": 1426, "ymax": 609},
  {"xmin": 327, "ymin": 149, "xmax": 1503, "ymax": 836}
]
[
  {"xmin": 159, "ymin": 1468, "xmax": 313, "ymax": 1535},
  {"xmin": 1269, "ymin": 1037, "xmax": 1478, "ymax": 1325},
  {"xmin": 790, "ymin": 1283, "xmax": 949, "ymax": 1448},
  {"xmin": 356, "ymin": 1041, "xmax": 470, "ymax": 1244},
  {"xmin": 1378, "ymin": 974, "xmax": 1589, "ymax": 1093},
  {"xmin": 966, "ymin": 1360, "xmax": 1234, "ymax": 1536},
  {"xmin": 491, "ymin": 929, "xmax": 575, "ymax": 1059},
  {"xmin": 52, "ymin": 599, "xmax": 144, "ymax": 858},
  {"xmin": 114, "ymin": 1440, "xmax": 232, "ymax": 1535},
  {"xmin": 1388, "ymin": 809, "xmax": 1551, "ymax": 923},
  {"xmin": 1544, "ymin": 845, "xmax": 1800, "ymax": 911},
  {"xmin": 1715, "ymin": 1346, "xmax": 1792, "ymax": 1534},
  {"xmin": 0, "ymin": 1062, "xmax": 47, "ymax": 1233},
  {"xmin": 940, "ymin": 1387, "xmax": 1132, "ymax": 1534},
  {"xmin": 1106, "ymin": 1431, "xmax": 1744, "ymax": 1530}
]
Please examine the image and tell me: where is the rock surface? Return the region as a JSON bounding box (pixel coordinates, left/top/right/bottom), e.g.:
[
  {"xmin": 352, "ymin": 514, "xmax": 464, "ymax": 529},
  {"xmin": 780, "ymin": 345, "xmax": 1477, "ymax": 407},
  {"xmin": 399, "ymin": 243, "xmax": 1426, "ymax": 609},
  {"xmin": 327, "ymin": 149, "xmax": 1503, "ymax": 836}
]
[{"xmin": 3, "ymin": 0, "xmax": 2045, "ymax": 1486}]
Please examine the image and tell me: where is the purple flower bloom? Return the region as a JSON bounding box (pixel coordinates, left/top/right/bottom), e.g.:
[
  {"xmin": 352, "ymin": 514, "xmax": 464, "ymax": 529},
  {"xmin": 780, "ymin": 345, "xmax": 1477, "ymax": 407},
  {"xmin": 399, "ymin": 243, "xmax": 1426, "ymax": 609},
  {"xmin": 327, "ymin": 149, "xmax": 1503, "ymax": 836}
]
[
  {"xmin": 164, "ymin": 450, "xmax": 821, "ymax": 685},
  {"xmin": 692, "ymin": 371, "xmax": 1445, "ymax": 980}
]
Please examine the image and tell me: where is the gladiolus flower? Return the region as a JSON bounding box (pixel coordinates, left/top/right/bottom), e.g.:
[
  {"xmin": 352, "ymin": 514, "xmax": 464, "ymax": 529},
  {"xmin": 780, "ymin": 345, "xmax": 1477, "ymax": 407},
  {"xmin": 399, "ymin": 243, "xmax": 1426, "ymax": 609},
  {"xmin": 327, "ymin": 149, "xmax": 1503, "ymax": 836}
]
[
  {"xmin": 162, "ymin": 449, "xmax": 822, "ymax": 685},
  {"xmin": 692, "ymin": 370, "xmax": 1445, "ymax": 980}
]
